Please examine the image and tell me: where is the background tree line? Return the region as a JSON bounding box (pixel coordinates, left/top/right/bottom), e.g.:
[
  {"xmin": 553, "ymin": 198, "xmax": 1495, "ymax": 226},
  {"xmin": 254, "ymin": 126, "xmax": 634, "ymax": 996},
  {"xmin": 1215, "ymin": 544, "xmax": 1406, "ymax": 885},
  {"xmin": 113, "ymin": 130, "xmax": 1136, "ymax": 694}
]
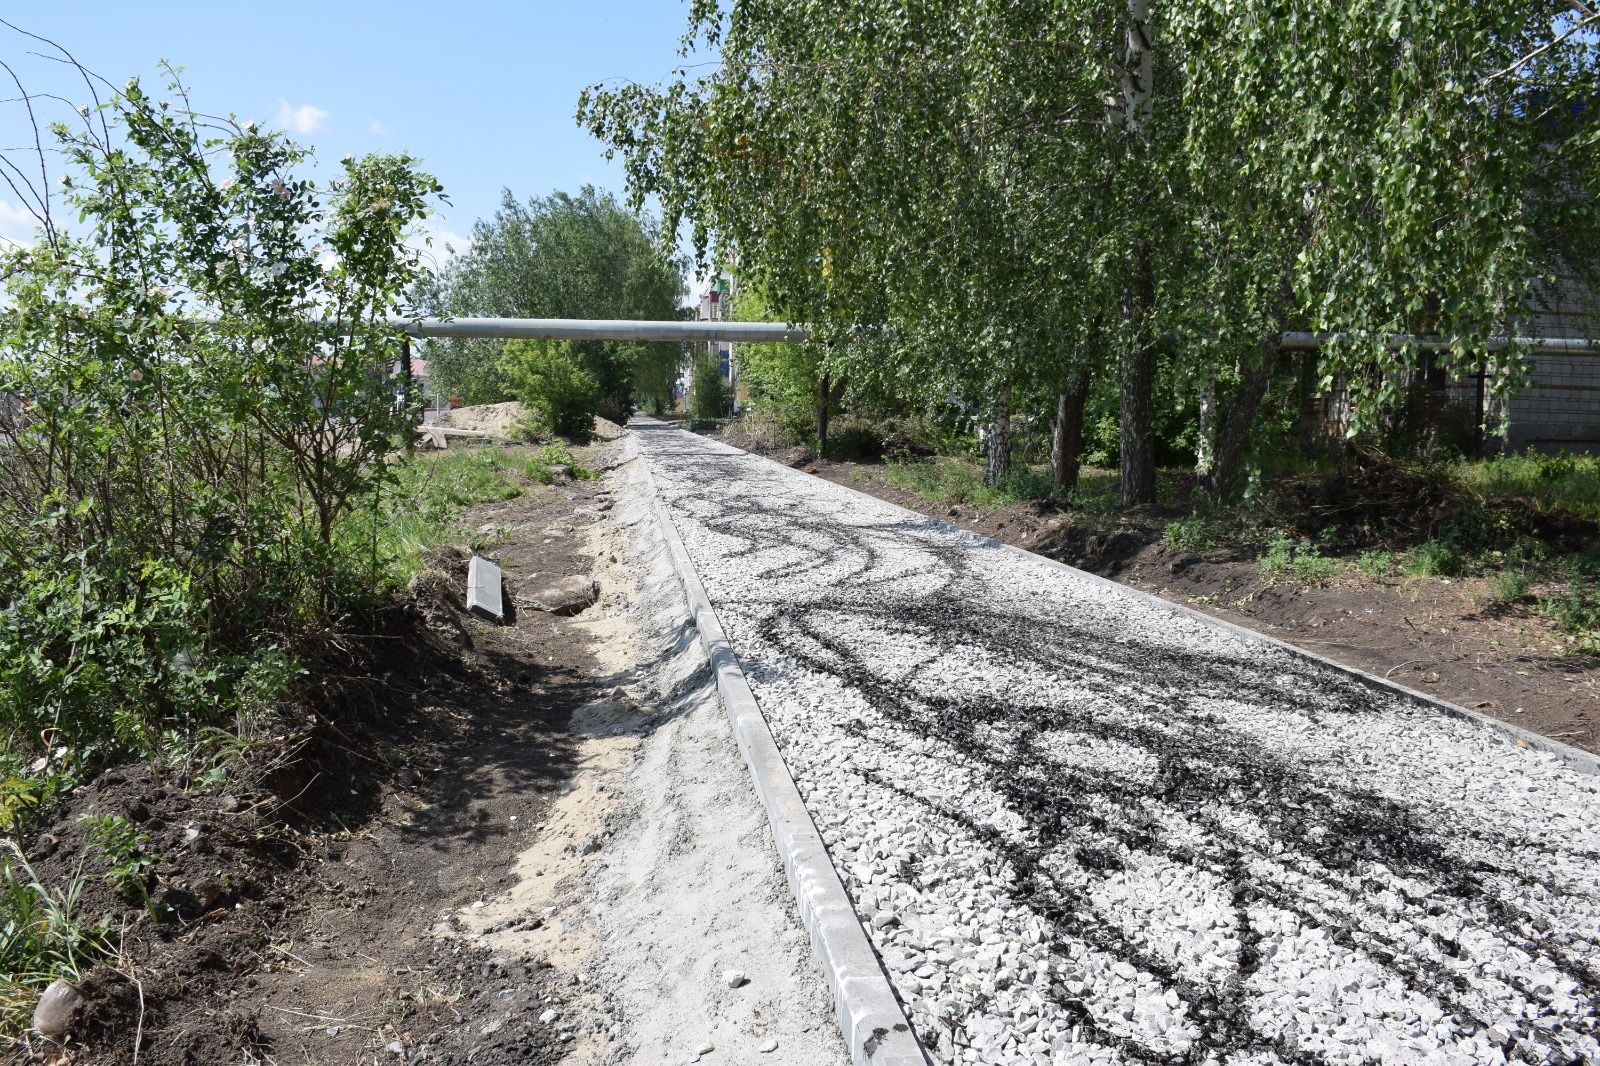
[
  {"xmin": 577, "ymin": 0, "xmax": 1600, "ymax": 503},
  {"xmin": 416, "ymin": 186, "xmax": 689, "ymax": 425}
]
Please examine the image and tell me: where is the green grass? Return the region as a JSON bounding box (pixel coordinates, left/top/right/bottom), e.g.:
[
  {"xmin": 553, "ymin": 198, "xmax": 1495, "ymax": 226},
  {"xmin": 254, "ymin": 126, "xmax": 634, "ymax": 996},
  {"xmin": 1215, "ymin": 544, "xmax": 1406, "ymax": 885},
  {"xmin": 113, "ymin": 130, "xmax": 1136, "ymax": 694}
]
[
  {"xmin": 372, "ymin": 449, "xmax": 530, "ymax": 582},
  {"xmin": 1, "ymin": 844, "xmax": 111, "ymax": 1037},
  {"xmin": 1487, "ymin": 568, "xmax": 1535, "ymax": 606},
  {"xmin": 1539, "ymin": 579, "xmax": 1600, "ymax": 653},
  {"xmin": 883, "ymin": 457, "xmax": 1056, "ymax": 510},
  {"xmin": 1458, "ymin": 450, "xmax": 1600, "ymax": 522},
  {"xmin": 1403, "ymin": 539, "xmax": 1465, "ymax": 578},
  {"xmin": 882, "ymin": 456, "xmax": 1189, "ymax": 513},
  {"xmin": 370, "ymin": 444, "xmax": 602, "ymax": 583}
]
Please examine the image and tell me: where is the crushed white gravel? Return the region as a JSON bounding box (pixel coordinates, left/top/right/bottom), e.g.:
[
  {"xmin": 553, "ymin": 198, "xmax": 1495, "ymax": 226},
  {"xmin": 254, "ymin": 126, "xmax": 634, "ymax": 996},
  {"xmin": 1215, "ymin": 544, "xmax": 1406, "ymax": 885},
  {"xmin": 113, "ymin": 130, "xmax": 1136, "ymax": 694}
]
[{"xmin": 634, "ymin": 422, "xmax": 1600, "ymax": 1066}]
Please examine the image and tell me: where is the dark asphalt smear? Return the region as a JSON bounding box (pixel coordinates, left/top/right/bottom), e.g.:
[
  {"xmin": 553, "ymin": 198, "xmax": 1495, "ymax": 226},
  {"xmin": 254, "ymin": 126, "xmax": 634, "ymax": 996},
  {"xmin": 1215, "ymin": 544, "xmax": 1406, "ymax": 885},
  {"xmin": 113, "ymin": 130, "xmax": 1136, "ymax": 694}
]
[{"xmin": 635, "ymin": 425, "xmax": 1600, "ymax": 1066}]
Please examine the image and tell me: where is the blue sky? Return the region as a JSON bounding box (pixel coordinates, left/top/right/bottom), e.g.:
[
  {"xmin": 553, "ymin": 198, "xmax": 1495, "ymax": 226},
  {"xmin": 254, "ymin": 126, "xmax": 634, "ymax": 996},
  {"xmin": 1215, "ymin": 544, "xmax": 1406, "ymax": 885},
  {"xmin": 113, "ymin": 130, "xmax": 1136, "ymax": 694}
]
[{"xmin": 0, "ymin": 2, "xmax": 708, "ymax": 264}]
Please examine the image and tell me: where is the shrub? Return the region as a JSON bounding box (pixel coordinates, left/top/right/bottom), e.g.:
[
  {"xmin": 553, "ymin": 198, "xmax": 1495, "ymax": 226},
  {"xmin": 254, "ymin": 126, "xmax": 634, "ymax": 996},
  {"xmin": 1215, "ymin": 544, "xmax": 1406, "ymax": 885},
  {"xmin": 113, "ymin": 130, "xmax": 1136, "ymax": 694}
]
[
  {"xmin": 0, "ymin": 77, "xmax": 440, "ymax": 786},
  {"xmin": 690, "ymin": 357, "xmax": 732, "ymax": 420},
  {"xmin": 499, "ymin": 339, "xmax": 601, "ymax": 438},
  {"xmin": 825, "ymin": 419, "xmax": 884, "ymax": 461},
  {"xmin": 1404, "ymin": 540, "xmax": 1464, "ymax": 578},
  {"xmin": 1163, "ymin": 517, "xmax": 1225, "ymax": 552},
  {"xmin": 1356, "ymin": 550, "xmax": 1396, "ymax": 580},
  {"xmin": 1540, "ymin": 580, "xmax": 1600, "ymax": 653},
  {"xmin": 1489, "ymin": 568, "xmax": 1535, "ymax": 605},
  {"xmin": 1259, "ymin": 533, "xmax": 1340, "ymax": 586}
]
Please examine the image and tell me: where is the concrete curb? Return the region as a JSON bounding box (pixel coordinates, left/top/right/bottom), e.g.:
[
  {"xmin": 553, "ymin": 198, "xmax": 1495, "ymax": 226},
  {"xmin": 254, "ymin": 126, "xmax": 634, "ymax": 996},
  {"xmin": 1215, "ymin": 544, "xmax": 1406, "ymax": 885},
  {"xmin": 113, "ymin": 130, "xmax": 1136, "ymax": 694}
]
[
  {"xmin": 711, "ymin": 435, "xmax": 1600, "ymax": 778},
  {"xmin": 629, "ymin": 425, "xmax": 929, "ymax": 1066}
]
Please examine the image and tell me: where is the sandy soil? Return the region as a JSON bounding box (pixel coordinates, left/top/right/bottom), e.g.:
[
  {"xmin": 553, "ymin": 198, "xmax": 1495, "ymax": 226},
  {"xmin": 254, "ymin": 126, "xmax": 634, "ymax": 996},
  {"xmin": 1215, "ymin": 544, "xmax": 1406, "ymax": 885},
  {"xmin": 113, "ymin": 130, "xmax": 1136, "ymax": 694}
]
[{"xmin": 431, "ymin": 401, "xmax": 529, "ymax": 436}]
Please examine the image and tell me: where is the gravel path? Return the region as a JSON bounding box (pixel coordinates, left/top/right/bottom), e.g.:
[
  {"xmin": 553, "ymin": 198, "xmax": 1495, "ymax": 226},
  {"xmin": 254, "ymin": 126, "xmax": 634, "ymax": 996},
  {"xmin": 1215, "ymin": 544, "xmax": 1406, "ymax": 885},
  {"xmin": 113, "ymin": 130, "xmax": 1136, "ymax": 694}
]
[{"xmin": 633, "ymin": 421, "xmax": 1600, "ymax": 1066}]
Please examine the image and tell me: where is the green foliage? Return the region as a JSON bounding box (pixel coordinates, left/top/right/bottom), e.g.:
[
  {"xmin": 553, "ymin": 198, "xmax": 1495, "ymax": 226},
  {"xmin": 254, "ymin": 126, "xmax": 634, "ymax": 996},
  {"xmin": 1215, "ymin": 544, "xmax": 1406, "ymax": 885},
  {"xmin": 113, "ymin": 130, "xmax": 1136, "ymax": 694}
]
[
  {"xmin": 825, "ymin": 420, "xmax": 885, "ymax": 462},
  {"xmin": 499, "ymin": 339, "xmax": 601, "ymax": 438},
  {"xmin": 690, "ymin": 358, "xmax": 732, "ymax": 421},
  {"xmin": 580, "ymin": 0, "xmax": 1600, "ymax": 503},
  {"xmin": 0, "ymin": 843, "xmax": 111, "ymax": 1035},
  {"xmin": 1259, "ymin": 534, "xmax": 1340, "ymax": 586},
  {"xmin": 1539, "ymin": 580, "xmax": 1600, "ymax": 653},
  {"xmin": 78, "ymin": 815, "xmax": 158, "ymax": 902},
  {"xmin": 1357, "ymin": 551, "xmax": 1396, "ymax": 581},
  {"xmin": 0, "ymin": 70, "xmax": 441, "ymax": 801},
  {"xmin": 1404, "ymin": 540, "xmax": 1466, "ymax": 579},
  {"xmin": 1489, "ymin": 569, "xmax": 1535, "ymax": 606},
  {"xmin": 1163, "ymin": 517, "xmax": 1225, "ymax": 553},
  {"xmin": 730, "ymin": 283, "xmax": 828, "ymax": 428},
  {"xmin": 1458, "ymin": 451, "xmax": 1600, "ymax": 523},
  {"xmin": 884, "ymin": 458, "xmax": 1055, "ymax": 511},
  {"xmin": 362, "ymin": 450, "xmax": 528, "ymax": 581},
  {"xmin": 418, "ymin": 186, "xmax": 687, "ymax": 416}
]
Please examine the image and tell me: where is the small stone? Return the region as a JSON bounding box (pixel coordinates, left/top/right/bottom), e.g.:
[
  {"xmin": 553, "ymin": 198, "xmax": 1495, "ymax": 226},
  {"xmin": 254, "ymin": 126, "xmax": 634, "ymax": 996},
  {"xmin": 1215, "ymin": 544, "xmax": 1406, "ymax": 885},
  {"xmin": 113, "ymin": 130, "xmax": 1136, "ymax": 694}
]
[
  {"xmin": 386, "ymin": 1040, "xmax": 404, "ymax": 1055},
  {"xmin": 697, "ymin": 1041, "xmax": 716, "ymax": 1055},
  {"xmin": 723, "ymin": 969, "xmax": 749, "ymax": 988},
  {"xmin": 579, "ymin": 834, "xmax": 602, "ymax": 856},
  {"xmin": 539, "ymin": 1009, "xmax": 559, "ymax": 1024},
  {"xmin": 758, "ymin": 1038, "xmax": 779, "ymax": 1053},
  {"xmin": 32, "ymin": 979, "xmax": 84, "ymax": 1038}
]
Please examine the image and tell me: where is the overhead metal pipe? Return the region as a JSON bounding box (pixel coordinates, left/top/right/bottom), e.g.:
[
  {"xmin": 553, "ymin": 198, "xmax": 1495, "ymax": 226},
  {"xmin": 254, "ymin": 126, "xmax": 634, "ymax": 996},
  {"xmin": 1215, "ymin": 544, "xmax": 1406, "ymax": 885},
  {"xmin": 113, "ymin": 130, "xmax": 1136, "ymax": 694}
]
[
  {"xmin": 1278, "ymin": 331, "xmax": 1598, "ymax": 354},
  {"xmin": 186, "ymin": 316, "xmax": 1600, "ymax": 352},
  {"xmin": 275, "ymin": 316, "xmax": 808, "ymax": 344}
]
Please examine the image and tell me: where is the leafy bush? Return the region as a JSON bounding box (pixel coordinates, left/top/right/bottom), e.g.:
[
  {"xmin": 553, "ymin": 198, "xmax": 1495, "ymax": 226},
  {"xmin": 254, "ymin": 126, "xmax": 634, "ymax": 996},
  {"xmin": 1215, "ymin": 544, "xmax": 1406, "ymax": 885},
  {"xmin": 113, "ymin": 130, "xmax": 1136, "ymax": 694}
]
[
  {"xmin": 499, "ymin": 339, "xmax": 601, "ymax": 438},
  {"xmin": 1489, "ymin": 569, "xmax": 1535, "ymax": 605},
  {"xmin": 1540, "ymin": 580, "xmax": 1600, "ymax": 653},
  {"xmin": 1404, "ymin": 540, "xmax": 1465, "ymax": 578},
  {"xmin": 0, "ymin": 74, "xmax": 441, "ymax": 790},
  {"xmin": 691, "ymin": 357, "xmax": 732, "ymax": 420},
  {"xmin": 1356, "ymin": 550, "xmax": 1395, "ymax": 580},
  {"xmin": 1259, "ymin": 534, "xmax": 1340, "ymax": 586},
  {"xmin": 825, "ymin": 419, "xmax": 884, "ymax": 461},
  {"xmin": 79, "ymin": 815, "xmax": 158, "ymax": 903},
  {"xmin": 1163, "ymin": 517, "xmax": 1225, "ymax": 552}
]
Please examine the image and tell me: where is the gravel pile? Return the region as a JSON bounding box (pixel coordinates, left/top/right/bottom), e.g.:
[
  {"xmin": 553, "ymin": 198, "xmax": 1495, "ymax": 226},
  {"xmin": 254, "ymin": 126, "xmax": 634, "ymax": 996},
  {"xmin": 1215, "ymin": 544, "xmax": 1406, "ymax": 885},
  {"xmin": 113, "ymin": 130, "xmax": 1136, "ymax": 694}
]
[{"xmin": 635, "ymin": 424, "xmax": 1600, "ymax": 1066}]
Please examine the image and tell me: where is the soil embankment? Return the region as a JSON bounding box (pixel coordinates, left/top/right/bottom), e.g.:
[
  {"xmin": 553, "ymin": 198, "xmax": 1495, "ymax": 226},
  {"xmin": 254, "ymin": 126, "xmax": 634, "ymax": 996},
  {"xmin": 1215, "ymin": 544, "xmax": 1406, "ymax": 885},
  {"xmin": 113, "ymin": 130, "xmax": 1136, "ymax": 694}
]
[{"xmin": 20, "ymin": 430, "xmax": 843, "ymax": 1065}]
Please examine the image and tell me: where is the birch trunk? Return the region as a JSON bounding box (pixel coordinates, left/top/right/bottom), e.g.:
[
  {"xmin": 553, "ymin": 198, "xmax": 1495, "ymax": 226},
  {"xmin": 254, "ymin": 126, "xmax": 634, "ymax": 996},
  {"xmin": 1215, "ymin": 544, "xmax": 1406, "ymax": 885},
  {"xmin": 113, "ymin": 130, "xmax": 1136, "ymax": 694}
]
[
  {"xmin": 984, "ymin": 382, "xmax": 1013, "ymax": 486},
  {"xmin": 1205, "ymin": 333, "xmax": 1284, "ymax": 498},
  {"xmin": 1195, "ymin": 370, "xmax": 1216, "ymax": 475},
  {"xmin": 816, "ymin": 372, "xmax": 832, "ymax": 455},
  {"xmin": 1051, "ymin": 369, "xmax": 1092, "ymax": 493},
  {"xmin": 1117, "ymin": 0, "xmax": 1158, "ymax": 507}
]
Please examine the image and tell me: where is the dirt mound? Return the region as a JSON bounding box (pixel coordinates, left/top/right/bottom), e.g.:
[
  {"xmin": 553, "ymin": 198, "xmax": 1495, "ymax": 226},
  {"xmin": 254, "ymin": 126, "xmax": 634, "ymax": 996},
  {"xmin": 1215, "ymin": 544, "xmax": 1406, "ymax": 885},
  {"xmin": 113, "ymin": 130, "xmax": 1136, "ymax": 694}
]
[
  {"xmin": 432, "ymin": 401, "xmax": 529, "ymax": 437},
  {"xmin": 1271, "ymin": 453, "xmax": 1461, "ymax": 549},
  {"xmin": 591, "ymin": 414, "xmax": 625, "ymax": 441},
  {"xmin": 1271, "ymin": 450, "xmax": 1600, "ymax": 552}
]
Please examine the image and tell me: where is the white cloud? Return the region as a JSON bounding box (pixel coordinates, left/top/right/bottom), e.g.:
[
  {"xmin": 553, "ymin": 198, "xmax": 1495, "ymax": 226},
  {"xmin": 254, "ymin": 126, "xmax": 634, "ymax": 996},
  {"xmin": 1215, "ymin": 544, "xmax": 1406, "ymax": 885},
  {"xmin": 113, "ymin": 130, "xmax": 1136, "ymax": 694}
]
[
  {"xmin": 404, "ymin": 225, "xmax": 471, "ymax": 275},
  {"xmin": 276, "ymin": 98, "xmax": 329, "ymax": 135},
  {"xmin": 0, "ymin": 198, "xmax": 41, "ymax": 249},
  {"xmin": 368, "ymin": 118, "xmax": 390, "ymax": 136}
]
